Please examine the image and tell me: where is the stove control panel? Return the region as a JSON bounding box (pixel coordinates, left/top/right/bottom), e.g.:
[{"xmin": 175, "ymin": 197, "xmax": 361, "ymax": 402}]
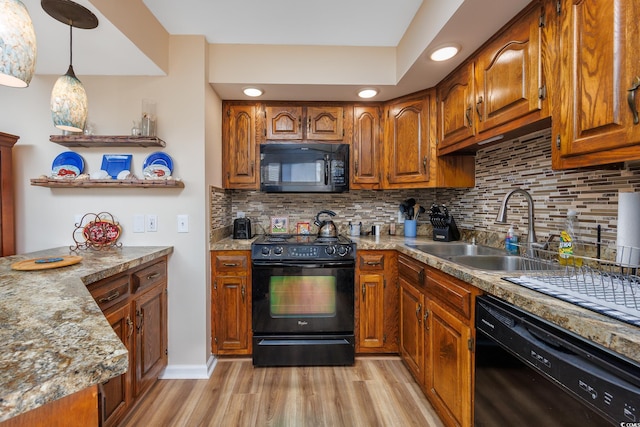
[{"xmin": 252, "ymin": 243, "xmax": 354, "ymax": 261}]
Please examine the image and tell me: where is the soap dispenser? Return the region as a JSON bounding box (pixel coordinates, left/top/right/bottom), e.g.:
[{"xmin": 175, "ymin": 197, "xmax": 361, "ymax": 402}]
[{"xmin": 505, "ymin": 225, "xmax": 518, "ymax": 255}]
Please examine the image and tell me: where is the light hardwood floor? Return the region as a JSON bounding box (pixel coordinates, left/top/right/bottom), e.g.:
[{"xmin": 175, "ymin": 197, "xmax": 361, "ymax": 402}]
[{"xmin": 122, "ymin": 357, "xmax": 445, "ymax": 427}]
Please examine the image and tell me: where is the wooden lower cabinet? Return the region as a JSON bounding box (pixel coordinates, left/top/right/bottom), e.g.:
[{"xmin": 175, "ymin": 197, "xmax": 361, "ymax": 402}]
[
  {"xmin": 397, "ymin": 253, "xmax": 477, "ymax": 427},
  {"xmin": 88, "ymin": 257, "xmax": 168, "ymax": 427},
  {"xmin": 355, "ymin": 251, "xmax": 398, "ymax": 353},
  {"xmin": 211, "ymin": 251, "xmax": 252, "ymax": 355}
]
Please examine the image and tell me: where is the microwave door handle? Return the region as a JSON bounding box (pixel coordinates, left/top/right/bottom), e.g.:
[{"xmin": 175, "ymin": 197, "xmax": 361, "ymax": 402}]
[{"xmin": 324, "ymin": 158, "xmax": 329, "ymax": 185}]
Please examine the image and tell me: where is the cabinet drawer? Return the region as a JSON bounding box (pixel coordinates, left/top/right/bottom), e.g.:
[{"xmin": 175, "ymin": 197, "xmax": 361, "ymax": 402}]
[
  {"xmin": 358, "ymin": 253, "xmax": 386, "ymax": 271},
  {"xmin": 426, "ymin": 268, "xmax": 472, "ymax": 319},
  {"xmin": 89, "ymin": 274, "xmax": 130, "ymax": 311},
  {"xmin": 132, "ymin": 260, "xmax": 167, "ymax": 294},
  {"xmin": 214, "ymin": 254, "xmax": 248, "ymax": 273},
  {"xmin": 398, "ymin": 254, "xmax": 426, "ymax": 288}
]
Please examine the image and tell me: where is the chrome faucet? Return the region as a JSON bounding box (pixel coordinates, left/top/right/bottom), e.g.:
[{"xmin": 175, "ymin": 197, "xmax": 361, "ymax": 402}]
[{"xmin": 496, "ymin": 188, "xmax": 538, "ymax": 250}]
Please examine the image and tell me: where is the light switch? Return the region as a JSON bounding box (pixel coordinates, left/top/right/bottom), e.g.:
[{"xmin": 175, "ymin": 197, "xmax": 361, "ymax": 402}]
[
  {"xmin": 177, "ymin": 215, "xmax": 189, "ymax": 233},
  {"xmin": 147, "ymin": 214, "xmax": 158, "ymax": 232}
]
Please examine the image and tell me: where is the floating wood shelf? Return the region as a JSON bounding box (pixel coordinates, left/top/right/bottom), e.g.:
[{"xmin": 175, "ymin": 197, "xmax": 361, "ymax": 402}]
[
  {"xmin": 30, "ymin": 178, "xmax": 184, "ymax": 189},
  {"xmin": 50, "ymin": 135, "xmax": 166, "ymax": 148}
]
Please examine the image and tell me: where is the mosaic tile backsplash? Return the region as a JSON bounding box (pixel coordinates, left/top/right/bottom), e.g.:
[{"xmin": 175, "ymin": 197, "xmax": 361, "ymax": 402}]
[{"xmin": 211, "ymin": 128, "xmax": 640, "ymax": 256}]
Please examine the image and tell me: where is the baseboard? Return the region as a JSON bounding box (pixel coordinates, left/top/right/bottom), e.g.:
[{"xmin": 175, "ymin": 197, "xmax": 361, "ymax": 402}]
[{"xmin": 159, "ymin": 355, "xmax": 218, "ymax": 379}]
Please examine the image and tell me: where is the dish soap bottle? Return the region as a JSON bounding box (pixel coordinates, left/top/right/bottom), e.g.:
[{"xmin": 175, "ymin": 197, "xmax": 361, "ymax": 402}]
[
  {"xmin": 558, "ymin": 210, "xmax": 583, "ymax": 266},
  {"xmin": 505, "ymin": 225, "xmax": 518, "ymax": 255}
]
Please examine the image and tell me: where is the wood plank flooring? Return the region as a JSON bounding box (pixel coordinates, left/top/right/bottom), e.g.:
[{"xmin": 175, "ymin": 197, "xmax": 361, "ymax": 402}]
[{"xmin": 122, "ymin": 357, "xmax": 445, "ymax": 427}]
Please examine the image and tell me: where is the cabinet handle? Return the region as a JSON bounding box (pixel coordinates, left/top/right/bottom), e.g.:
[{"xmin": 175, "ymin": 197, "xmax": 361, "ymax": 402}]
[
  {"xmin": 476, "ymin": 96, "xmax": 483, "ymax": 122},
  {"xmin": 223, "ymin": 263, "xmax": 238, "ymax": 267},
  {"xmin": 251, "ymin": 161, "xmax": 255, "ymax": 175},
  {"xmin": 465, "ymin": 105, "xmax": 473, "ymax": 128},
  {"xmin": 146, "ymin": 272, "xmax": 160, "ymax": 280},
  {"xmin": 422, "ymin": 156, "xmax": 427, "ymax": 173},
  {"xmin": 126, "ymin": 316, "xmax": 134, "ymax": 338},
  {"xmin": 354, "ymin": 160, "xmax": 359, "ymax": 175},
  {"xmin": 307, "ymin": 117, "xmax": 311, "ymax": 134},
  {"xmin": 99, "ymin": 291, "xmax": 120, "ymax": 303},
  {"xmin": 424, "ymin": 309, "xmax": 429, "ymax": 330},
  {"xmin": 628, "ymin": 76, "xmax": 640, "ymax": 125},
  {"xmin": 418, "ymin": 269, "xmax": 425, "ymax": 285},
  {"xmin": 362, "ymin": 283, "xmax": 366, "ymax": 301},
  {"xmin": 365, "ymin": 261, "xmax": 381, "ymax": 266},
  {"xmin": 136, "ymin": 310, "xmax": 144, "ymax": 332},
  {"xmin": 241, "ymin": 285, "xmax": 245, "ymax": 303},
  {"xmin": 416, "ymin": 304, "xmax": 422, "ymax": 324}
]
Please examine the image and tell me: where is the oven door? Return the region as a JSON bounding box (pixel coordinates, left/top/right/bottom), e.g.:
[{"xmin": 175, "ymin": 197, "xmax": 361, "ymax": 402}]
[{"xmin": 252, "ymin": 261, "xmax": 354, "ymax": 335}]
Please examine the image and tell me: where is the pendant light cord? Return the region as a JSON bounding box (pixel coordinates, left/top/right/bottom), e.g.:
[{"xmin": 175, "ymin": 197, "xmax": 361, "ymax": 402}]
[{"xmin": 68, "ymin": 24, "xmax": 73, "ymax": 66}]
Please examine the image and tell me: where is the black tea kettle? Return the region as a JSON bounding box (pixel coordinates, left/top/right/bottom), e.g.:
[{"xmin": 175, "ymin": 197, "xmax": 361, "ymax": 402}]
[{"xmin": 314, "ymin": 210, "xmax": 338, "ymax": 238}]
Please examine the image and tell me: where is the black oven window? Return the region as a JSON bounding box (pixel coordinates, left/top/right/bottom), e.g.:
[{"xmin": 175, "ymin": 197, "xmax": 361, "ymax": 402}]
[{"xmin": 270, "ymin": 275, "xmax": 336, "ymax": 317}]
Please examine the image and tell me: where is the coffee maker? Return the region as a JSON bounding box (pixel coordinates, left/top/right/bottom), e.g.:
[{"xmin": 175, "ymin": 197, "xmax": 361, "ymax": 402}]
[{"xmin": 233, "ymin": 218, "xmax": 252, "ymax": 239}]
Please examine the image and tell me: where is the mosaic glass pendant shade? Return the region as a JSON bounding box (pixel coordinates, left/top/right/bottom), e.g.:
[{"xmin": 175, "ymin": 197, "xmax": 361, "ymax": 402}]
[
  {"xmin": 0, "ymin": 0, "xmax": 37, "ymax": 88},
  {"xmin": 51, "ymin": 64, "xmax": 87, "ymax": 132}
]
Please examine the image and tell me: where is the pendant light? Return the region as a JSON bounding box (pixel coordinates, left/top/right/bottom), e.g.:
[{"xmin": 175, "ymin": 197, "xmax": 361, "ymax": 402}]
[
  {"xmin": 0, "ymin": 0, "xmax": 37, "ymax": 88},
  {"xmin": 42, "ymin": 0, "xmax": 98, "ymax": 132}
]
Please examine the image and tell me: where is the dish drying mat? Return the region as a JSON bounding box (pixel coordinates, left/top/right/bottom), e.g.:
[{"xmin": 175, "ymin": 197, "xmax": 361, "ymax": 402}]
[{"xmin": 504, "ymin": 275, "xmax": 640, "ymax": 327}]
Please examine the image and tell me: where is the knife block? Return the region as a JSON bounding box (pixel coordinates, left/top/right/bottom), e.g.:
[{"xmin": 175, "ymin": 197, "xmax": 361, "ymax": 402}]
[{"xmin": 431, "ymin": 216, "xmax": 460, "ymax": 242}]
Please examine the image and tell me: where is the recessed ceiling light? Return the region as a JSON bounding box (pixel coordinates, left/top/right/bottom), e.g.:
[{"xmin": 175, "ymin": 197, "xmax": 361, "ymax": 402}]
[
  {"xmin": 243, "ymin": 87, "xmax": 263, "ymax": 97},
  {"xmin": 429, "ymin": 44, "xmax": 460, "ymax": 62},
  {"xmin": 358, "ymin": 88, "xmax": 378, "ymax": 99}
]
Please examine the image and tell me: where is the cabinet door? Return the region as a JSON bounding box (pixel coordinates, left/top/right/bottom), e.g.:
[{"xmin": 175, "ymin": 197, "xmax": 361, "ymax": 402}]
[
  {"xmin": 426, "ymin": 299, "xmax": 473, "ymax": 427},
  {"xmin": 213, "ymin": 275, "xmax": 251, "ymax": 354},
  {"xmin": 224, "ymin": 104, "xmax": 258, "ymax": 189},
  {"xmin": 352, "ymin": 105, "xmax": 382, "ymax": 188},
  {"xmin": 554, "ymin": 0, "xmax": 640, "ymax": 168},
  {"xmin": 475, "ymin": 3, "xmax": 543, "ymax": 134},
  {"xmin": 306, "ymin": 106, "xmax": 344, "ymax": 140},
  {"xmin": 265, "ymin": 105, "xmax": 303, "ymax": 140},
  {"xmin": 437, "ymin": 62, "xmax": 475, "ymax": 151},
  {"xmin": 358, "ymin": 272, "xmax": 385, "ymax": 350},
  {"xmin": 399, "ymin": 279, "xmax": 425, "ymax": 382},
  {"xmin": 133, "ymin": 284, "xmax": 167, "ymax": 398},
  {"xmin": 100, "ymin": 304, "xmax": 132, "ymax": 427},
  {"xmin": 384, "ymin": 97, "xmax": 430, "ymax": 186}
]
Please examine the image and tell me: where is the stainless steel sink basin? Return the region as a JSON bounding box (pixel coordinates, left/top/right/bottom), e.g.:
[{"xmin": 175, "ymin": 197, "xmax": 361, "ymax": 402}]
[
  {"xmin": 407, "ymin": 243, "xmax": 506, "ymax": 257},
  {"xmin": 448, "ymin": 255, "xmax": 529, "ymax": 271}
]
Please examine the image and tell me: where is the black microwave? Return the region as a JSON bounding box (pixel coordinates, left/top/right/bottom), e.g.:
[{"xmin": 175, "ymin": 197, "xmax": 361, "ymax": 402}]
[{"xmin": 260, "ymin": 143, "xmax": 349, "ymax": 193}]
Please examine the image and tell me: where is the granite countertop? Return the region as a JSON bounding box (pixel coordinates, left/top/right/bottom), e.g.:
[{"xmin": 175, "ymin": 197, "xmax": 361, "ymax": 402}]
[
  {"xmin": 211, "ymin": 234, "xmax": 640, "ymax": 364},
  {"xmin": 0, "ymin": 246, "xmax": 173, "ymax": 422}
]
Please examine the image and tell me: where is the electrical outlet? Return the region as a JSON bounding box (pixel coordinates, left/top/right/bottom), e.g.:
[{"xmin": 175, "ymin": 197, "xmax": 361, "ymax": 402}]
[
  {"xmin": 133, "ymin": 215, "xmax": 145, "ymax": 233},
  {"xmin": 146, "ymin": 214, "xmax": 158, "ymax": 232},
  {"xmin": 177, "ymin": 215, "xmax": 189, "ymax": 233},
  {"xmin": 237, "ymin": 211, "xmax": 245, "ymax": 218}
]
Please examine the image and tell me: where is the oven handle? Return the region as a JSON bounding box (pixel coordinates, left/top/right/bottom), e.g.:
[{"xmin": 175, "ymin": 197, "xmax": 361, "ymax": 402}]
[{"xmin": 252, "ymin": 261, "xmax": 354, "ymax": 268}]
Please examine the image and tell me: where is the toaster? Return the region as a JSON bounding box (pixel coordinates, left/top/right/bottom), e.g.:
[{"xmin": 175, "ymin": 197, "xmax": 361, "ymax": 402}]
[{"xmin": 233, "ymin": 218, "xmax": 252, "ymax": 239}]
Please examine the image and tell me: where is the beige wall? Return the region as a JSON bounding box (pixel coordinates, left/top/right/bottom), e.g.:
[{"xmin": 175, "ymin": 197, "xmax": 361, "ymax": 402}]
[{"xmin": 0, "ymin": 35, "xmax": 217, "ymax": 376}]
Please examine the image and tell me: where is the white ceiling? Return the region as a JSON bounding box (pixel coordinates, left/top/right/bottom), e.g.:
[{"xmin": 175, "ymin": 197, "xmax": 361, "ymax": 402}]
[{"xmin": 24, "ymin": 0, "xmax": 533, "ymax": 101}]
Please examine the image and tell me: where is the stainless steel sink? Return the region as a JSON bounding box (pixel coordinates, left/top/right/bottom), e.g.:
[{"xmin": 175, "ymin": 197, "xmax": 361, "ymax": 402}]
[
  {"xmin": 448, "ymin": 255, "xmax": 529, "ymax": 271},
  {"xmin": 406, "ymin": 243, "xmax": 540, "ymax": 271},
  {"xmin": 406, "ymin": 243, "xmax": 506, "ymax": 257}
]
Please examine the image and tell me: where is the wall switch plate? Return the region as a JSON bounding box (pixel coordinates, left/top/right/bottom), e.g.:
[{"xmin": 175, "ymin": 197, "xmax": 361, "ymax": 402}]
[
  {"xmin": 133, "ymin": 215, "xmax": 145, "ymax": 233},
  {"xmin": 177, "ymin": 214, "xmax": 189, "ymax": 233},
  {"xmin": 146, "ymin": 214, "xmax": 158, "ymax": 232}
]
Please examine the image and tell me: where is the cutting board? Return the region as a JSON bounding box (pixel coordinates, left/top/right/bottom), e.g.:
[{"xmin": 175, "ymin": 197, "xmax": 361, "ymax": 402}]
[{"xmin": 11, "ymin": 255, "xmax": 83, "ymax": 271}]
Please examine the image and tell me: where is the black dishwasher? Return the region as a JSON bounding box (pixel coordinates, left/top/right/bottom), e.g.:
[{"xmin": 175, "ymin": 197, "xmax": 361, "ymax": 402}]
[{"xmin": 475, "ymin": 295, "xmax": 640, "ymax": 426}]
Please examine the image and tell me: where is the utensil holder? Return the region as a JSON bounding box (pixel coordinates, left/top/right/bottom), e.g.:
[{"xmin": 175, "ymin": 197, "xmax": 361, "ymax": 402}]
[{"xmin": 404, "ymin": 219, "xmax": 417, "ymax": 237}]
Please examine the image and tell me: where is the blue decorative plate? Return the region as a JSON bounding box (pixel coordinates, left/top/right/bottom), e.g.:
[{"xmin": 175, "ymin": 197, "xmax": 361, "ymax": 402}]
[
  {"xmin": 52, "ymin": 151, "xmax": 84, "ymax": 178},
  {"xmin": 143, "ymin": 152, "xmax": 173, "ymax": 179},
  {"xmin": 101, "ymin": 154, "xmax": 132, "ymax": 179}
]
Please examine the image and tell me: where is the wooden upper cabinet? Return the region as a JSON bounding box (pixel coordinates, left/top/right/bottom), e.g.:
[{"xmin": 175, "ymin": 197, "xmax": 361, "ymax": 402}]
[
  {"xmin": 306, "ymin": 106, "xmax": 344, "ymax": 140},
  {"xmin": 223, "ymin": 103, "xmax": 259, "ymax": 189},
  {"xmin": 553, "ymin": 0, "xmax": 640, "ymax": 168},
  {"xmin": 437, "ymin": 62, "xmax": 476, "ymax": 152},
  {"xmin": 384, "ymin": 95, "xmax": 430, "ymax": 186},
  {"xmin": 351, "ymin": 105, "xmax": 382, "ymax": 189},
  {"xmin": 265, "ymin": 105, "xmax": 345, "ymax": 141},
  {"xmin": 265, "ymin": 106, "xmax": 303, "ymax": 140},
  {"xmin": 475, "ymin": 2, "xmax": 544, "ymax": 134}
]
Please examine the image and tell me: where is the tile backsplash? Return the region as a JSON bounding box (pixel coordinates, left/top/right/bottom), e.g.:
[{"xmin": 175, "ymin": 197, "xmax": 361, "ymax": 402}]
[{"xmin": 211, "ymin": 128, "xmax": 640, "ymax": 254}]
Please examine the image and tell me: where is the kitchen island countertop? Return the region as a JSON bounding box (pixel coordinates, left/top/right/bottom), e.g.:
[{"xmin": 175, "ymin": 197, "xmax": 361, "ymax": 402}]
[
  {"xmin": 0, "ymin": 246, "xmax": 173, "ymax": 422},
  {"xmin": 211, "ymin": 234, "xmax": 640, "ymax": 364}
]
